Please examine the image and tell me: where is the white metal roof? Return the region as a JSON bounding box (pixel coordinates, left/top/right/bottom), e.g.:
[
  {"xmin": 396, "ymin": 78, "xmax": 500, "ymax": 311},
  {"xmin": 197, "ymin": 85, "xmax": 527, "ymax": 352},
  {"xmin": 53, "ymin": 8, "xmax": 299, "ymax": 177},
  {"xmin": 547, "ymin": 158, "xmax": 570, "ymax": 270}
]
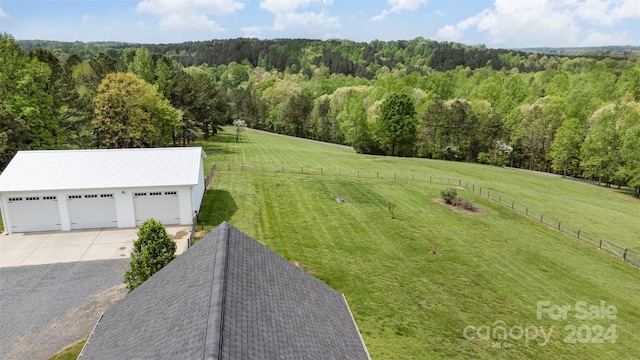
[{"xmin": 0, "ymin": 147, "xmax": 206, "ymax": 193}]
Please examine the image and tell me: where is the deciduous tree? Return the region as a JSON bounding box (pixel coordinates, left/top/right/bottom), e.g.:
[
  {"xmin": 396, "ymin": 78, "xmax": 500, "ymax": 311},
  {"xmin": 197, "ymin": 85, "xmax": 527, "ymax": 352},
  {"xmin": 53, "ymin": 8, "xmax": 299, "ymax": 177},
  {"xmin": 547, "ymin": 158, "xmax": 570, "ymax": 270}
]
[
  {"xmin": 92, "ymin": 72, "xmax": 182, "ymax": 148},
  {"xmin": 550, "ymin": 118, "xmax": 584, "ymax": 177},
  {"xmin": 375, "ymin": 92, "xmax": 416, "ymax": 156}
]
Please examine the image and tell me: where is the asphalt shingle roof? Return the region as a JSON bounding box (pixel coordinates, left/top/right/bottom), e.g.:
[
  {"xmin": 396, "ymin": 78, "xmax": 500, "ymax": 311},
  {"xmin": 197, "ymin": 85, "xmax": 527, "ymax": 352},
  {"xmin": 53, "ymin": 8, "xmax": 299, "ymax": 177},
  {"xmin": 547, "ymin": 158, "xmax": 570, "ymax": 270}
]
[{"xmin": 79, "ymin": 222, "xmax": 370, "ymax": 360}]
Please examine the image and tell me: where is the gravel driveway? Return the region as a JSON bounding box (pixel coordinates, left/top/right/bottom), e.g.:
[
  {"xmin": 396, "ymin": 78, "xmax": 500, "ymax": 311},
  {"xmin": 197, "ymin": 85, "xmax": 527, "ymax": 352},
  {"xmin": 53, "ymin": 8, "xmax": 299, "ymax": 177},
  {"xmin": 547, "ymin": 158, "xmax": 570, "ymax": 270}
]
[{"xmin": 0, "ymin": 259, "xmax": 129, "ymax": 360}]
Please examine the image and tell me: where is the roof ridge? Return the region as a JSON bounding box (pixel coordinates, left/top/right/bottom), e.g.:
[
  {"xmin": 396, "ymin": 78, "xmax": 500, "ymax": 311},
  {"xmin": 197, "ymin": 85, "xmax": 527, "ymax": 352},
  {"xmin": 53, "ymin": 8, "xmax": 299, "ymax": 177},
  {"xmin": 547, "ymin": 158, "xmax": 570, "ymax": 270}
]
[{"xmin": 203, "ymin": 222, "xmax": 231, "ymax": 360}]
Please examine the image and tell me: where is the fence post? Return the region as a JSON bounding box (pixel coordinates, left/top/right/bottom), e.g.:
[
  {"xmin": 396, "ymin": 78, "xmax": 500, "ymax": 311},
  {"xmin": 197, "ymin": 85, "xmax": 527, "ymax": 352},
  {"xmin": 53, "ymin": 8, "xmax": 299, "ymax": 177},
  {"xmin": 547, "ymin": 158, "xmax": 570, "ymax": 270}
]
[
  {"xmin": 394, "ymin": 172, "xmax": 397, "ymax": 180},
  {"xmin": 458, "ymin": 179, "xmax": 461, "ymax": 186},
  {"xmin": 281, "ymin": 164, "xmax": 284, "ymax": 173},
  {"xmin": 558, "ymin": 221, "xmax": 561, "ymax": 231},
  {"xmin": 578, "ymin": 228, "xmax": 581, "ymax": 239},
  {"xmin": 487, "ymin": 190, "xmax": 490, "ymax": 199},
  {"xmin": 472, "ymin": 184, "xmax": 475, "ymax": 193},
  {"xmin": 623, "ymin": 248, "xmax": 628, "ymax": 262},
  {"xmin": 540, "ymin": 213, "xmax": 544, "ymax": 223},
  {"xmin": 511, "ymin": 200, "xmax": 514, "ymax": 209},
  {"xmin": 480, "ymin": 187, "xmax": 482, "ymax": 195},
  {"xmin": 526, "ymin": 207, "xmax": 528, "ymax": 216},
  {"xmin": 599, "ymin": 238, "xmax": 603, "ymax": 249}
]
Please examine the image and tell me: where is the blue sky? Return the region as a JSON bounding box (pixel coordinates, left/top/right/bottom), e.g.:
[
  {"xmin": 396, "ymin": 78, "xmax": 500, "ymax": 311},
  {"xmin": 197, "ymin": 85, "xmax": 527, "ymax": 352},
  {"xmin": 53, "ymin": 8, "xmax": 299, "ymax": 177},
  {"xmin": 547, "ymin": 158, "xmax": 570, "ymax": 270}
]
[{"xmin": 0, "ymin": 0, "xmax": 638, "ymax": 48}]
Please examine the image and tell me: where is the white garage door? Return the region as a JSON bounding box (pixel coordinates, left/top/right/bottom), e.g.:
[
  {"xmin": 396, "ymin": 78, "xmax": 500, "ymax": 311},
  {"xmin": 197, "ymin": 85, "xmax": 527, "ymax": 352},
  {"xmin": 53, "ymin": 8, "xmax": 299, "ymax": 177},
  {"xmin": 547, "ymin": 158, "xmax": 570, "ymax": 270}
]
[
  {"xmin": 7, "ymin": 196, "xmax": 61, "ymax": 232},
  {"xmin": 133, "ymin": 191, "xmax": 180, "ymax": 226},
  {"xmin": 68, "ymin": 193, "xmax": 117, "ymax": 230}
]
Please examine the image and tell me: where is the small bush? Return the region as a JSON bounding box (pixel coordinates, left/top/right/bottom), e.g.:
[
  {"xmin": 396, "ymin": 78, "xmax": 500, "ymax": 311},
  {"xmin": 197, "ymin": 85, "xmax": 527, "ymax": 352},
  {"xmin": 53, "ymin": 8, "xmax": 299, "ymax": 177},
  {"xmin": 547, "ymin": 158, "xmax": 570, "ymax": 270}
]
[
  {"xmin": 387, "ymin": 201, "xmax": 397, "ymax": 219},
  {"xmin": 440, "ymin": 188, "xmax": 457, "ymax": 205},
  {"xmin": 458, "ymin": 197, "xmax": 475, "ymax": 211}
]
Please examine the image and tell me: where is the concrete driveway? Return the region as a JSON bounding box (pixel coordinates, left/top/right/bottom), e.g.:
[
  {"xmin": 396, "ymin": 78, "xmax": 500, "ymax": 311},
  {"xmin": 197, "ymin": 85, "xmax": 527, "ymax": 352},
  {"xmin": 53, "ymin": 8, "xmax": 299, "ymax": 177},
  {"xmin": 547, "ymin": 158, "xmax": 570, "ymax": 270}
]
[{"xmin": 0, "ymin": 226, "xmax": 191, "ymax": 268}]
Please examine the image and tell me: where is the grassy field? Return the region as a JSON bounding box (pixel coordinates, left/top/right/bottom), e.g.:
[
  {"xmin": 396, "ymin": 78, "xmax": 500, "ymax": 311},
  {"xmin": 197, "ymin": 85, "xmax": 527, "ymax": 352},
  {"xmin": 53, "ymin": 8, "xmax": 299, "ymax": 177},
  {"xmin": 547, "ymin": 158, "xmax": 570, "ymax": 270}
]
[
  {"xmin": 195, "ymin": 128, "xmax": 640, "ymax": 359},
  {"xmin": 196, "ymin": 129, "xmax": 640, "ymax": 251},
  {"xmin": 48, "ymin": 339, "xmax": 86, "ymax": 360}
]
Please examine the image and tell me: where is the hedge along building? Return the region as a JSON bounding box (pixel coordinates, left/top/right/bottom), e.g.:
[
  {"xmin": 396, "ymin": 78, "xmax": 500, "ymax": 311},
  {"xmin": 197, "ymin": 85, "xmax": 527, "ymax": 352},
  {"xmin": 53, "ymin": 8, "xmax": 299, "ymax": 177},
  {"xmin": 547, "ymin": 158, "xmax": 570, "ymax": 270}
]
[{"xmin": 0, "ymin": 148, "xmax": 206, "ymax": 234}]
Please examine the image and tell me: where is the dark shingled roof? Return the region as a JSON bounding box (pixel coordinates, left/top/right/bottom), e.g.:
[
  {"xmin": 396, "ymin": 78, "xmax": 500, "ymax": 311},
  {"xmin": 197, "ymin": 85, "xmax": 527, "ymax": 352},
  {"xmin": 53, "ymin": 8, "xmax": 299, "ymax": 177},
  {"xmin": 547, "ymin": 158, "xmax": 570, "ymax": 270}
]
[{"xmin": 79, "ymin": 222, "xmax": 370, "ymax": 360}]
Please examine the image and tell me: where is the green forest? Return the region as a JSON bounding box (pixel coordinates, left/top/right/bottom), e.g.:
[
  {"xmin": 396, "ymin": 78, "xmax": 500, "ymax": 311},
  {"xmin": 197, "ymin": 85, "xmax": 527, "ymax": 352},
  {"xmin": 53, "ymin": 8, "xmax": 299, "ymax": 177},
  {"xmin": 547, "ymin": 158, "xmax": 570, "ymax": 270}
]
[{"xmin": 2, "ymin": 33, "xmax": 639, "ymax": 196}]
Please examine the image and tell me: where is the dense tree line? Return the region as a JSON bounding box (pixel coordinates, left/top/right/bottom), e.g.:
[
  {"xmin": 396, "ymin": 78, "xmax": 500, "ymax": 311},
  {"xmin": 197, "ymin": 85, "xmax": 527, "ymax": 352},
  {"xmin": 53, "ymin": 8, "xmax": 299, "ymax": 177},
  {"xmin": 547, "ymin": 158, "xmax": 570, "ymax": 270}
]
[
  {"xmin": 1, "ymin": 33, "xmax": 229, "ymax": 170},
  {"xmin": 18, "ymin": 38, "xmax": 640, "ymax": 77},
  {"xmin": 3, "ymin": 32, "xmax": 640, "ymax": 196}
]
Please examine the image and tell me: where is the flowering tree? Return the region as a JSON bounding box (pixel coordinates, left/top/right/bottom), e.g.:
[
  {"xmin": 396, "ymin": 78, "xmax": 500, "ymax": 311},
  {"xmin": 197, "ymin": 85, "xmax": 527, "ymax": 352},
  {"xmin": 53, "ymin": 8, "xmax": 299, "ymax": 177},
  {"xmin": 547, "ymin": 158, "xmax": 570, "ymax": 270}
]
[{"xmin": 233, "ymin": 119, "xmax": 247, "ymax": 143}]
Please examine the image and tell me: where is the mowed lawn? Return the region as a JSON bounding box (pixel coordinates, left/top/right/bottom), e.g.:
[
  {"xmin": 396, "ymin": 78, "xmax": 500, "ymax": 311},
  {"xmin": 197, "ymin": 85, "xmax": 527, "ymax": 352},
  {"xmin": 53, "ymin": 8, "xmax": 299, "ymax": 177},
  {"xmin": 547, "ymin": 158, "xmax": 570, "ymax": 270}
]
[
  {"xmin": 197, "ymin": 128, "xmax": 640, "ymax": 251},
  {"xmin": 197, "ymin": 129, "xmax": 640, "ymax": 359}
]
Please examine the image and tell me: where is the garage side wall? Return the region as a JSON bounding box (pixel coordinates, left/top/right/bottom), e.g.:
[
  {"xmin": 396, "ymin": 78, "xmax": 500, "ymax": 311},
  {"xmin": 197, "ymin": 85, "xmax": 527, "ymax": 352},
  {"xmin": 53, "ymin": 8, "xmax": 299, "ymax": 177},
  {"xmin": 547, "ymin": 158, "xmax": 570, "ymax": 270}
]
[{"xmin": 192, "ymin": 158, "xmax": 205, "ymax": 213}]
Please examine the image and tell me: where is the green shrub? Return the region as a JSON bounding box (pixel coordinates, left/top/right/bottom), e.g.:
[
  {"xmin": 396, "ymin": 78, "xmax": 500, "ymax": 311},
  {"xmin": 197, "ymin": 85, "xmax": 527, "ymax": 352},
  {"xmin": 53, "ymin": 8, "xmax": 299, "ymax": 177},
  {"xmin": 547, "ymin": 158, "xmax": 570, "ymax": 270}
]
[
  {"xmin": 440, "ymin": 188, "xmax": 457, "ymax": 205},
  {"xmin": 124, "ymin": 218, "xmax": 176, "ymax": 292}
]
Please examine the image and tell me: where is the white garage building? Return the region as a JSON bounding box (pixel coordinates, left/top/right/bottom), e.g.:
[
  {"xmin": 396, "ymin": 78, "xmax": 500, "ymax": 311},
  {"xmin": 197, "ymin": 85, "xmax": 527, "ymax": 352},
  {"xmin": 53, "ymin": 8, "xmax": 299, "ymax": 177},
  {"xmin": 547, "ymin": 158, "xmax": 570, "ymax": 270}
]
[{"xmin": 0, "ymin": 147, "xmax": 206, "ymax": 234}]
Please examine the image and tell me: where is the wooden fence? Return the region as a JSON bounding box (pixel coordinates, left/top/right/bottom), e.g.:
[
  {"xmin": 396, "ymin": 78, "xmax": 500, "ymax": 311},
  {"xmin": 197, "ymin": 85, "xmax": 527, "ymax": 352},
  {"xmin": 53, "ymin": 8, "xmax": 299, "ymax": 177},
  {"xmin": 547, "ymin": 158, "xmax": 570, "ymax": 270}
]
[{"xmin": 210, "ymin": 162, "xmax": 639, "ymax": 269}]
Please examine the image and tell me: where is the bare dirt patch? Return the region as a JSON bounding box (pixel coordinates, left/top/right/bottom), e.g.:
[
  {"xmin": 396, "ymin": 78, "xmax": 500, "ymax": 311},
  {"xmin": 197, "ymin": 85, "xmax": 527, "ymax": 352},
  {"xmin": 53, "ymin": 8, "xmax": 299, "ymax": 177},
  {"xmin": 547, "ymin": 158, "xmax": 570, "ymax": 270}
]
[
  {"xmin": 434, "ymin": 198, "xmax": 485, "ymax": 215},
  {"xmin": 7, "ymin": 284, "xmax": 126, "ymax": 360},
  {"xmin": 171, "ymin": 230, "xmax": 188, "ymax": 240}
]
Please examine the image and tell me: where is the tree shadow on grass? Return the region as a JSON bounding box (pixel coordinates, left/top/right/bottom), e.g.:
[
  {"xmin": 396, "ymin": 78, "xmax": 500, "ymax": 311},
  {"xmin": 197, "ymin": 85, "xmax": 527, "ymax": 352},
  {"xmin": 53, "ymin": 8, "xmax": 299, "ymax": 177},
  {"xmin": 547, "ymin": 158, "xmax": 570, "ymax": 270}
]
[{"xmin": 198, "ymin": 189, "xmax": 238, "ymax": 229}]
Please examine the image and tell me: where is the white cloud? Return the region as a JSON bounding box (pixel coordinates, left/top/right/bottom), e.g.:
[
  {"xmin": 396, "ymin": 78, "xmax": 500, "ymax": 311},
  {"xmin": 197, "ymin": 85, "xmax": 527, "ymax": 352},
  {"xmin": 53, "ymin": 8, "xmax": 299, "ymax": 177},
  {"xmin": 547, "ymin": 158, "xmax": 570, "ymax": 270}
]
[
  {"xmin": 581, "ymin": 31, "xmax": 635, "ymax": 46},
  {"xmin": 260, "ymin": 0, "xmax": 332, "ymax": 13},
  {"xmin": 435, "ymin": 25, "xmax": 462, "ymax": 42},
  {"xmin": 436, "ymin": 0, "xmax": 582, "ymax": 47},
  {"xmin": 0, "ymin": 7, "xmax": 12, "ymax": 22},
  {"xmin": 273, "ymin": 11, "xmax": 340, "ymax": 31},
  {"xmin": 159, "ymin": 14, "xmax": 225, "ymax": 32},
  {"xmin": 436, "ymin": 0, "xmax": 640, "ymax": 47},
  {"xmin": 572, "ymin": 0, "xmax": 640, "ymax": 26},
  {"xmin": 137, "ymin": 0, "xmax": 244, "ymax": 16},
  {"xmin": 259, "ymin": 0, "xmax": 339, "ymax": 33},
  {"xmin": 372, "ymin": 0, "xmax": 428, "ymax": 21},
  {"xmin": 137, "ymin": 0, "xmax": 243, "ymax": 32}
]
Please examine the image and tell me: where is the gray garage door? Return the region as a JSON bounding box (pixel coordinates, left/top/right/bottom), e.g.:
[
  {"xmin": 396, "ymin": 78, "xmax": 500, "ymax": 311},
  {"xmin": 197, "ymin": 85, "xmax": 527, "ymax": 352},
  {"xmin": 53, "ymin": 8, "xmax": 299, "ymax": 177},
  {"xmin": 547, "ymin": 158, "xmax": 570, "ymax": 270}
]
[
  {"xmin": 133, "ymin": 191, "xmax": 180, "ymax": 226},
  {"xmin": 68, "ymin": 193, "xmax": 118, "ymax": 230},
  {"xmin": 7, "ymin": 196, "xmax": 61, "ymax": 232}
]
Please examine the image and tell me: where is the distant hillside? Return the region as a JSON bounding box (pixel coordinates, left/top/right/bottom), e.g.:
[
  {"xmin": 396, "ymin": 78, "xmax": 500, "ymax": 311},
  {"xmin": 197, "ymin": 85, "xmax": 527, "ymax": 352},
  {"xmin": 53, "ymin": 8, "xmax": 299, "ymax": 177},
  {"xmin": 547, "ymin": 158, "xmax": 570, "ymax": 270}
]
[
  {"xmin": 19, "ymin": 37, "xmax": 631, "ymax": 77},
  {"xmin": 521, "ymin": 46, "xmax": 640, "ymax": 59}
]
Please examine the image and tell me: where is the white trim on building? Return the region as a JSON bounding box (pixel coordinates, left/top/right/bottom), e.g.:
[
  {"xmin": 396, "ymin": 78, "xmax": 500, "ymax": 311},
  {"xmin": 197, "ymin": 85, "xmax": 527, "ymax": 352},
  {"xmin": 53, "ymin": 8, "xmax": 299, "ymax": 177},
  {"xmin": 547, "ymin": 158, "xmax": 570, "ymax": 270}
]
[{"xmin": 0, "ymin": 148, "xmax": 206, "ymax": 234}]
